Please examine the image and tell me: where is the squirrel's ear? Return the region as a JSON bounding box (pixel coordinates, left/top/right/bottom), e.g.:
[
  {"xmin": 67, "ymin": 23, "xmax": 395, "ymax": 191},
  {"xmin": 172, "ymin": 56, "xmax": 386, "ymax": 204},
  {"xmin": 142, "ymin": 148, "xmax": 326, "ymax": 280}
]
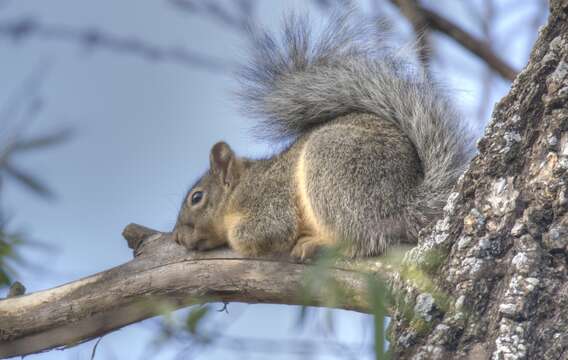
[{"xmin": 210, "ymin": 141, "xmax": 240, "ymax": 187}]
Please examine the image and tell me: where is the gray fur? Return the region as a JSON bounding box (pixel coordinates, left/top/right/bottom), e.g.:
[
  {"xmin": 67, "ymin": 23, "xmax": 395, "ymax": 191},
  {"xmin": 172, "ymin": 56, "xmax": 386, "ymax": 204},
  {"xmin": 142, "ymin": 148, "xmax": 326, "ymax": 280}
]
[
  {"xmin": 300, "ymin": 113, "xmax": 424, "ymax": 256},
  {"xmin": 236, "ymin": 10, "xmax": 474, "ymax": 256},
  {"xmin": 174, "ymin": 10, "xmax": 474, "ymax": 258}
]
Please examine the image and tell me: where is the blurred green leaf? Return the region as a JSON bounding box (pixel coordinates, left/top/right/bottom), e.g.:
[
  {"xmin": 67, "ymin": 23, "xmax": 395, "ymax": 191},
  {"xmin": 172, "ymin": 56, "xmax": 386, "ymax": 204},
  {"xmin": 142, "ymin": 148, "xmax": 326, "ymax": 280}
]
[
  {"xmin": 11, "ymin": 128, "xmax": 73, "ymax": 153},
  {"xmin": 366, "ymin": 275, "xmax": 389, "ymax": 360},
  {"xmin": 0, "ymin": 227, "xmax": 38, "ymax": 288},
  {"xmin": 0, "ymin": 266, "xmax": 10, "ymax": 287},
  {"xmin": 324, "ymin": 309, "xmax": 335, "ymax": 334},
  {"xmin": 296, "ymin": 305, "xmax": 311, "ymax": 329},
  {"xmin": 3, "ymin": 161, "xmax": 54, "ymax": 199},
  {"xmin": 0, "ymin": 63, "xmax": 63, "ymax": 289},
  {"xmin": 0, "ymin": 239, "xmax": 12, "ymax": 258},
  {"xmin": 186, "ymin": 305, "xmax": 210, "ymax": 335}
]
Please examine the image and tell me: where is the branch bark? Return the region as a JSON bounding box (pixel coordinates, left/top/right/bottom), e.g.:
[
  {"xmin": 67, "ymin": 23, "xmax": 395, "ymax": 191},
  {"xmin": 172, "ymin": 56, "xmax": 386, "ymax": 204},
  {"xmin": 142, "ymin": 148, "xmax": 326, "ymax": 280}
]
[{"xmin": 0, "ymin": 224, "xmax": 396, "ymax": 358}]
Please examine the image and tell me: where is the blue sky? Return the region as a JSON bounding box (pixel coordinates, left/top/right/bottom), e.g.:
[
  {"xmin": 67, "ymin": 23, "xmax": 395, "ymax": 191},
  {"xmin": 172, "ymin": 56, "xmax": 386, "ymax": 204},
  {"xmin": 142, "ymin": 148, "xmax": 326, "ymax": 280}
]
[{"xmin": 0, "ymin": 0, "xmax": 542, "ymax": 359}]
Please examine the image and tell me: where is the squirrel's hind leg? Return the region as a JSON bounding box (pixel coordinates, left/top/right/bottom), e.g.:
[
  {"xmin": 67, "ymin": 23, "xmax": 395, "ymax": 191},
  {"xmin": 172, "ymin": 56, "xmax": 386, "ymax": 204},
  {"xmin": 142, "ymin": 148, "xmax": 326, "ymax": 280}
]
[{"xmin": 226, "ymin": 211, "xmax": 298, "ymax": 257}]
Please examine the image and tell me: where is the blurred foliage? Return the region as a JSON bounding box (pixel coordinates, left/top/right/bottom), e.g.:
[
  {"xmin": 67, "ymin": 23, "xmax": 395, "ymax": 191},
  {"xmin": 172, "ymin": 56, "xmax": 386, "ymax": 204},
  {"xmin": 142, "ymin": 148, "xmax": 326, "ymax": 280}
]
[
  {"xmin": 367, "ymin": 275, "xmax": 388, "ymax": 360},
  {"xmin": 303, "ymin": 246, "xmax": 395, "ymax": 359},
  {"xmin": 298, "ymin": 244, "xmax": 452, "ymax": 359},
  {"xmin": 1, "ymin": 127, "xmax": 72, "ymax": 200},
  {"xmin": 0, "ymin": 228, "xmax": 23, "ymax": 286},
  {"xmin": 0, "ymin": 64, "xmax": 71, "ymax": 289}
]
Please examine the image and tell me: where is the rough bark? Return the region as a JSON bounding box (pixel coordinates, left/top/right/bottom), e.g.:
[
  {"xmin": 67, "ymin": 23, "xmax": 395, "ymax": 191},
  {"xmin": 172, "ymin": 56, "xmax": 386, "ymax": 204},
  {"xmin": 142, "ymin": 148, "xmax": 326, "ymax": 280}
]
[
  {"xmin": 390, "ymin": 1, "xmax": 568, "ymax": 358},
  {"xmin": 0, "ymin": 224, "xmax": 396, "ymax": 358}
]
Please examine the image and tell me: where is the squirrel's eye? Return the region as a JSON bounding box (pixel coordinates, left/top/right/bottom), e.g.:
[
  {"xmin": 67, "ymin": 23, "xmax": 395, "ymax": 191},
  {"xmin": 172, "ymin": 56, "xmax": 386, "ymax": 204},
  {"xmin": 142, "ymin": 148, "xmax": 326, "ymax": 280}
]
[{"xmin": 190, "ymin": 191, "xmax": 204, "ymax": 205}]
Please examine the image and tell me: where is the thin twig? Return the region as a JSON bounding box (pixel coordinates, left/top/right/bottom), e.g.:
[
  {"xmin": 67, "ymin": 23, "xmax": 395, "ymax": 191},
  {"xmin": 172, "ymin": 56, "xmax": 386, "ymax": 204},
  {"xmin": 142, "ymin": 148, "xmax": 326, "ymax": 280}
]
[
  {"xmin": 168, "ymin": 0, "xmax": 256, "ymax": 35},
  {"xmin": 90, "ymin": 337, "xmax": 104, "ymax": 360},
  {"xmin": 390, "ymin": 0, "xmax": 518, "ymax": 81},
  {"xmin": 0, "ymin": 17, "xmax": 234, "ymax": 72},
  {"xmin": 477, "ymin": 0, "xmax": 496, "ymax": 123},
  {"xmin": 391, "ymin": 0, "xmax": 431, "ymax": 71}
]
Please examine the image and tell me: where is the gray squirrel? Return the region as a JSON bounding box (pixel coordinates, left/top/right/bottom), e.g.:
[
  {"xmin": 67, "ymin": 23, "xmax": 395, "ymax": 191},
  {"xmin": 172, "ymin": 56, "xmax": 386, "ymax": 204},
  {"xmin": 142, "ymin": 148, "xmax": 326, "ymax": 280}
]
[{"xmin": 173, "ymin": 12, "xmax": 474, "ymax": 259}]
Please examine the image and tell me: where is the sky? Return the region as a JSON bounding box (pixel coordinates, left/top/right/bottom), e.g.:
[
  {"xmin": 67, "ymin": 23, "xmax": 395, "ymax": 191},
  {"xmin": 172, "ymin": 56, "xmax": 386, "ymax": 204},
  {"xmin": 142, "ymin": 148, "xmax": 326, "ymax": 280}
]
[{"xmin": 0, "ymin": 0, "xmax": 543, "ymax": 359}]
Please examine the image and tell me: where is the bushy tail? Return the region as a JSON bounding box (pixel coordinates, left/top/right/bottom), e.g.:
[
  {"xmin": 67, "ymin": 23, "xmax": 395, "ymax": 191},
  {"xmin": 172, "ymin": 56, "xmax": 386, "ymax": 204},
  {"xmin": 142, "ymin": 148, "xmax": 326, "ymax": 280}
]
[{"xmin": 237, "ymin": 10, "xmax": 474, "ymax": 230}]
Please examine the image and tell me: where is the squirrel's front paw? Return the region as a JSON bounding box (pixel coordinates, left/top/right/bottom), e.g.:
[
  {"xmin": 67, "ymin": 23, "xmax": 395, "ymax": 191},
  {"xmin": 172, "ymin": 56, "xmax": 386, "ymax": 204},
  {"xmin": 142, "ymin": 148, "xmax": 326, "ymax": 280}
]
[{"xmin": 188, "ymin": 238, "xmax": 223, "ymax": 251}]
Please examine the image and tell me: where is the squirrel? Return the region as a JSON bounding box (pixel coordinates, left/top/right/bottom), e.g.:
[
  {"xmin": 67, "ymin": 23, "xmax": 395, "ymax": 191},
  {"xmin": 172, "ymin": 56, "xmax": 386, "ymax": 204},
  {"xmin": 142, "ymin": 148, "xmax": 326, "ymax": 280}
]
[{"xmin": 172, "ymin": 11, "xmax": 474, "ymax": 260}]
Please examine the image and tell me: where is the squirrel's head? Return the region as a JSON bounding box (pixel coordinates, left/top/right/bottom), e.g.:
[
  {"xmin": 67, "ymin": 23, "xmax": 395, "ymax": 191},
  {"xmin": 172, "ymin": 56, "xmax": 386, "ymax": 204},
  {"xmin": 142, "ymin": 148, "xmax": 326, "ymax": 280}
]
[{"xmin": 173, "ymin": 141, "xmax": 243, "ymax": 251}]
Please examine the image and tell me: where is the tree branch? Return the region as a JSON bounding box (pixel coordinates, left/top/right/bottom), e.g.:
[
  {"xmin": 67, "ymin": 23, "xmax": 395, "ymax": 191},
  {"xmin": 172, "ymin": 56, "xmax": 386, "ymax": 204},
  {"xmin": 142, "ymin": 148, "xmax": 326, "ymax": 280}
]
[
  {"xmin": 0, "ymin": 224, "xmax": 397, "ymax": 358},
  {"xmin": 391, "ymin": 0, "xmax": 432, "ymax": 70},
  {"xmin": 0, "ymin": 17, "xmax": 234, "ymax": 72},
  {"xmin": 390, "ymin": 0, "xmax": 519, "ymax": 81}
]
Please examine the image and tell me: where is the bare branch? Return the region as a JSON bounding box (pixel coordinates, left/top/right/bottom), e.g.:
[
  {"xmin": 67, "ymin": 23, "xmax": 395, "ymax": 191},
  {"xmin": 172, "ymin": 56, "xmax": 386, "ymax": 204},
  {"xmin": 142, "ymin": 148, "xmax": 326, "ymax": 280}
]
[
  {"xmin": 0, "ymin": 17, "xmax": 234, "ymax": 72},
  {"xmin": 391, "ymin": 0, "xmax": 432, "ymax": 70},
  {"xmin": 0, "ymin": 224, "xmax": 399, "ymax": 358},
  {"xmin": 476, "ymin": 0, "xmax": 497, "ymax": 123},
  {"xmin": 168, "ymin": 0, "xmax": 255, "ymax": 34},
  {"xmin": 390, "ymin": 1, "xmax": 518, "ymax": 81}
]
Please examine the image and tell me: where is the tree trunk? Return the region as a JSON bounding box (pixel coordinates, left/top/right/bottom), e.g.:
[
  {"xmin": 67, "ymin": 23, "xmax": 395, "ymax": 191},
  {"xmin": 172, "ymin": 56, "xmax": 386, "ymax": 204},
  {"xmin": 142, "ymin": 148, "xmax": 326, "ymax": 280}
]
[{"xmin": 390, "ymin": 1, "xmax": 568, "ymax": 358}]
